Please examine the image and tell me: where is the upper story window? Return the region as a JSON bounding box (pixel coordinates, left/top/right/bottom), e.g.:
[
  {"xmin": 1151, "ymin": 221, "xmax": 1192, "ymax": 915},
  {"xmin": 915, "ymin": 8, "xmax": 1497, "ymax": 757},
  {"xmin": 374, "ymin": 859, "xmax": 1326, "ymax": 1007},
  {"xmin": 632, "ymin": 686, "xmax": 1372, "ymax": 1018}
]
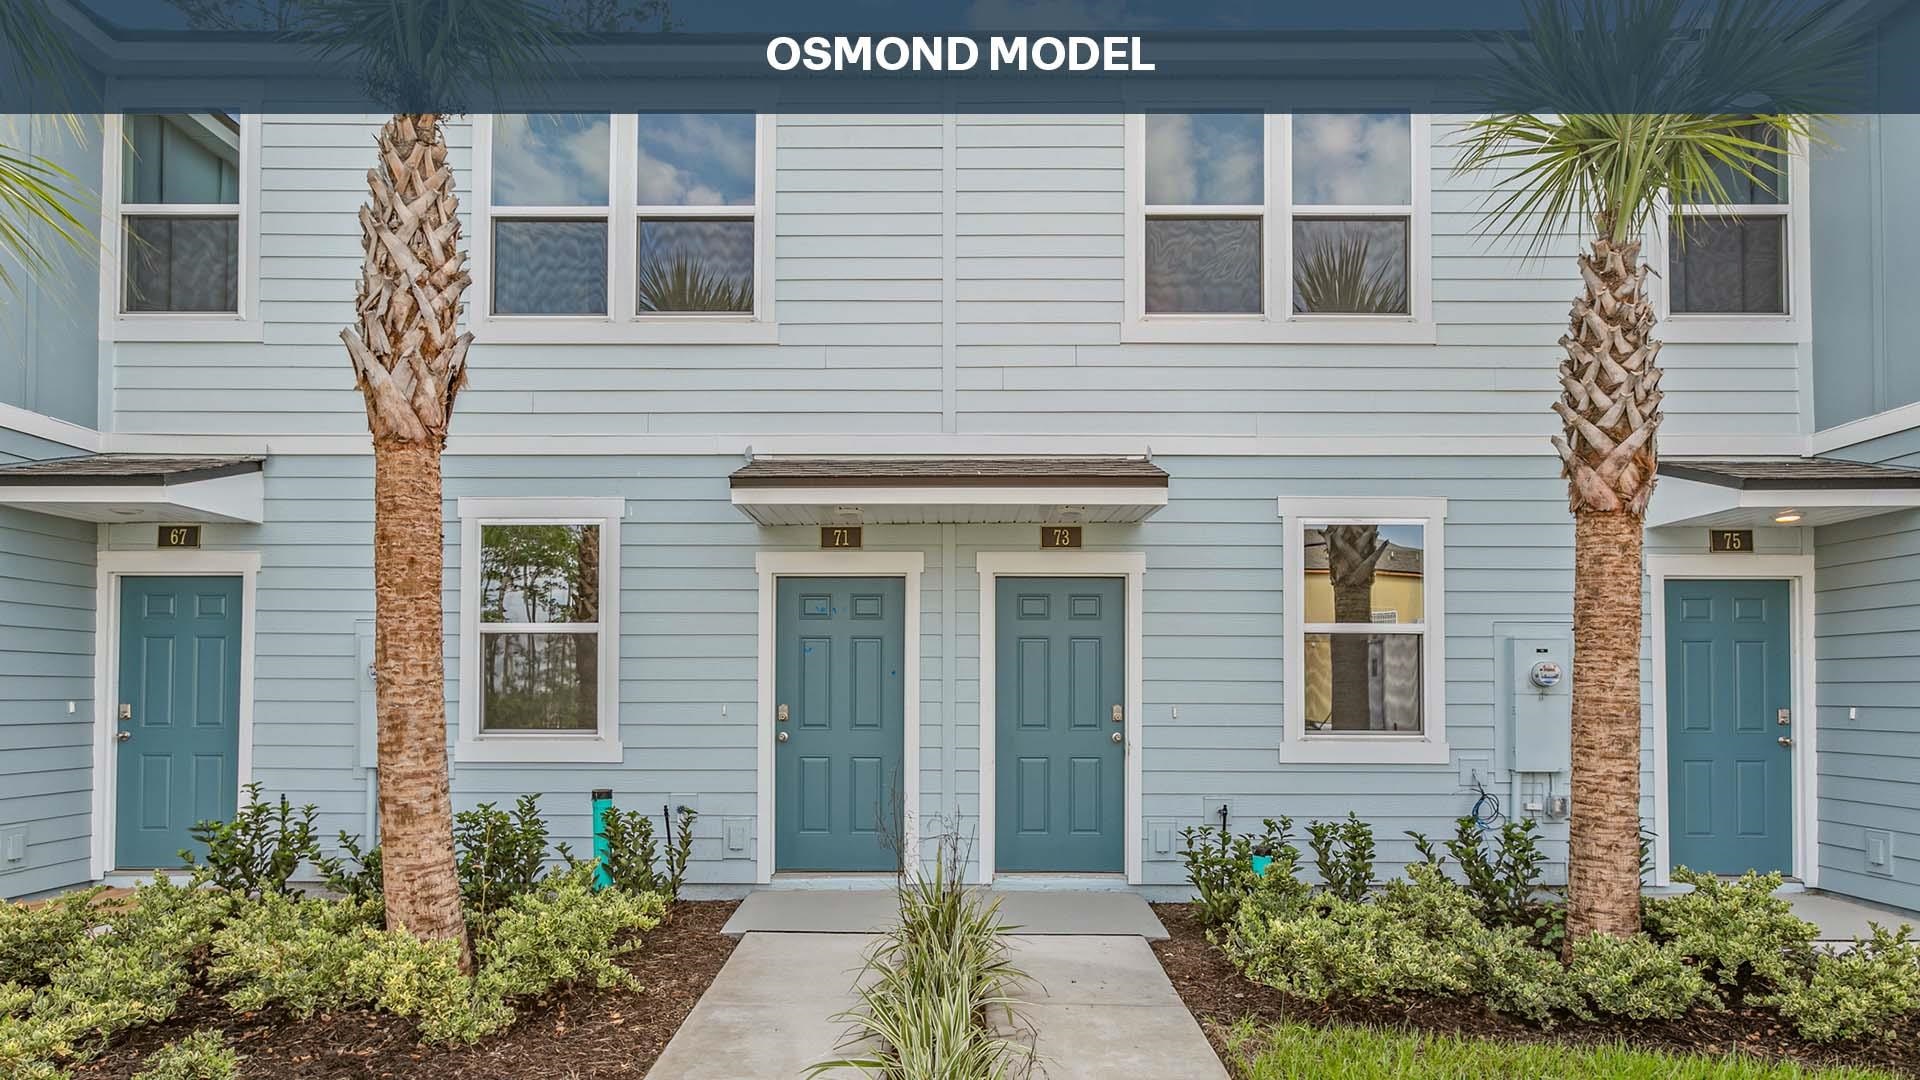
[
  {"xmin": 1277, "ymin": 497, "xmax": 1449, "ymax": 764},
  {"xmin": 475, "ymin": 113, "xmax": 771, "ymax": 342},
  {"xmin": 457, "ymin": 497, "xmax": 625, "ymax": 763},
  {"xmin": 1658, "ymin": 124, "xmax": 1807, "ymax": 343},
  {"xmin": 1127, "ymin": 113, "xmax": 1433, "ymax": 343},
  {"xmin": 120, "ymin": 113, "xmax": 240, "ymax": 313},
  {"xmin": 102, "ymin": 111, "xmax": 261, "ymax": 342}
]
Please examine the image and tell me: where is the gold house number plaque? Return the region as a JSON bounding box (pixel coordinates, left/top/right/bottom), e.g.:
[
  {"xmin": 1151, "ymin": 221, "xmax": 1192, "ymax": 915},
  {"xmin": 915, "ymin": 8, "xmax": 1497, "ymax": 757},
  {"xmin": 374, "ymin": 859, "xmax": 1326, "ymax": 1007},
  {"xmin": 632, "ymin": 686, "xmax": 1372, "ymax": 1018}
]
[
  {"xmin": 1041, "ymin": 526, "xmax": 1083, "ymax": 549},
  {"xmin": 821, "ymin": 526, "xmax": 863, "ymax": 549}
]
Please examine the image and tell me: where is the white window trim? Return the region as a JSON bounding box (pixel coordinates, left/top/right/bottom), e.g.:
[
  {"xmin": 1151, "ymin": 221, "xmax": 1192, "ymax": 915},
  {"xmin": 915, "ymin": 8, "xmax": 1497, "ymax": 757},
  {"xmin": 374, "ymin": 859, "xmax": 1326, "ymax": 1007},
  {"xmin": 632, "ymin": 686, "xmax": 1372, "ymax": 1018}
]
[
  {"xmin": 98, "ymin": 111, "xmax": 264, "ymax": 343},
  {"xmin": 1276, "ymin": 496, "xmax": 1449, "ymax": 764},
  {"xmin": 456, "ymin": 496, "xmax": 626, "ymax": 764},
  {"xmin": 1651, "ymin": 138, "xmax": 1811, "ymax": 345},
  {"xmin": 469, "ymin": 113, "xmax": 776, "ymax": 345},
  {"xmin": 1123, "ymin": 113, "xmax": 1435, "ymax": 344}
]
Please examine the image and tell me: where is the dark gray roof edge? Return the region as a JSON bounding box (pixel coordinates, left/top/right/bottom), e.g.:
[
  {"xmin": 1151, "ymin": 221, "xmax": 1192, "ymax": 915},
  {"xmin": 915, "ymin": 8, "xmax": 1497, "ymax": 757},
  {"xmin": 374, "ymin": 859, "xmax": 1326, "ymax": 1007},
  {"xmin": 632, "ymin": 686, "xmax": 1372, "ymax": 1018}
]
[
  {"xmin": 1658, "ymin": 459, "xmax": 1920, "ymax": 491},
  {"xmin": 0, "ymin": 455, "xmax": 266, "ymax": 487}
]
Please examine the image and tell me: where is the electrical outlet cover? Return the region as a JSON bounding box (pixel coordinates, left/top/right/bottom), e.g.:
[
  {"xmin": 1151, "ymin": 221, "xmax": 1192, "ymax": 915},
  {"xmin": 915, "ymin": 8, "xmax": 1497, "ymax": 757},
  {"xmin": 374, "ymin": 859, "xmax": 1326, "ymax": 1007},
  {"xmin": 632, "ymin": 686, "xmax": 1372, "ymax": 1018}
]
[{"xmin": 1866, "ymin": 829, "xmax": 1894, "ymax": 875}]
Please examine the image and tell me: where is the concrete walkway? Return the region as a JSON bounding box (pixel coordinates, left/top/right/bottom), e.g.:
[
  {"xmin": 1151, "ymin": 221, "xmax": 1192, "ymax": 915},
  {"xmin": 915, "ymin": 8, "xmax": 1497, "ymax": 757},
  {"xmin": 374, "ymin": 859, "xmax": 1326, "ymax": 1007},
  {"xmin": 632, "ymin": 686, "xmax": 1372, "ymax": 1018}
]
[
  {"xmin": 1785, "ymin": 890, "xmax": 1918, "ymax": 942},
  {"xmin": 649, "ymin": 891, "xmax": 1223, "ymax": 1079}
]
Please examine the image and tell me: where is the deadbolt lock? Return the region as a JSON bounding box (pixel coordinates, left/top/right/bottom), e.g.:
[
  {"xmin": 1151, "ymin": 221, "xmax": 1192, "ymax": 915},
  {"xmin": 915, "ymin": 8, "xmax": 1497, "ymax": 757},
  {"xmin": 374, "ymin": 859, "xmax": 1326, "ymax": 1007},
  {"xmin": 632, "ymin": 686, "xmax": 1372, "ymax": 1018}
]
[
  {"xmin": 777, "ymin": 703, "xmax": 789, "ymax": 723},
  {"xmin": 1111, "ymin": 704, "xmax": 1123, "ymax": 724},
  {"xmin": 1777, "ymin": 708, "xmax": 1791, "ymax": 726},
  {"xmin": 118, "ymin": 703, "xmax": 132, "ymax": 722}
]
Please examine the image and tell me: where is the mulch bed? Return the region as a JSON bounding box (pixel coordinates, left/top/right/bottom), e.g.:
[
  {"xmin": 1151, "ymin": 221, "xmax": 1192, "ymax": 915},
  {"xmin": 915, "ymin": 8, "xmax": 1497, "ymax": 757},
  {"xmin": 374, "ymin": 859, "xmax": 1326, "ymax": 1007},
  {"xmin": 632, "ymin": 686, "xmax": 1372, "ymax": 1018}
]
[
  {"xmin": 1150, "ymin": 902, "xmax": 1920, "ymax": 1079},
  {"xmin": 75, "ymin": 899, "xmax": 740, "ymax": 1080}
]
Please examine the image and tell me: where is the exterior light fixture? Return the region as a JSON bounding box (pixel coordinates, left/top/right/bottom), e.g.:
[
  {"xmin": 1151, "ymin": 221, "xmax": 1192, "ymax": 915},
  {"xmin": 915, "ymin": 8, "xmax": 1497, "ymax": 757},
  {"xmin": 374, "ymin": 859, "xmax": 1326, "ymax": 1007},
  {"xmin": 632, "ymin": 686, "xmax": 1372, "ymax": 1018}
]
[{"xmin": 1773, "ymin": 509, "xmax": 1803, "ymax": 524}]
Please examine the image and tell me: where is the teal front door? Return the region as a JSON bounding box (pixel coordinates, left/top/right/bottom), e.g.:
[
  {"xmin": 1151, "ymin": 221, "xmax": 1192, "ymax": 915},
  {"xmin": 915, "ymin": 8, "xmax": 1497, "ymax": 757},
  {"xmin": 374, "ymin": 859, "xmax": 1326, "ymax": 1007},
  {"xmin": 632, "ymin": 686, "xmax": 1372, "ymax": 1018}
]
[
  {"xmin": 774, "ymin": 577, "xmax": 906, "ymax": 871},
  {"xmin": 116, "ymin": 575, "xmax": 244, "ymax": 869},
  {"xmin": 1665, "ymin": 578, "xmax": 1793, "ymax": 876},
  {"xmin": 996, "ymin": 577, "xmax": 1125, "ymax": 873}
]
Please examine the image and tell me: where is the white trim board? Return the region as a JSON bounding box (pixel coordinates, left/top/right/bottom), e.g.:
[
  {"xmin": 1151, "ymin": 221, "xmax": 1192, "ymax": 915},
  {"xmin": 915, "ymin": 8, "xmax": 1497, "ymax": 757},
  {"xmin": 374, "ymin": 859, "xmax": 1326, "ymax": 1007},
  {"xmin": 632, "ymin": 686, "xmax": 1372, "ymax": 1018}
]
[
  {"xmin": 974, "ymin": 550, "xmax": 1147, "ymax": 886},
  {"xmin": 0, "ymin": 403, "xmax": 103, "ymax": 453},
  {"xmin": 1646, "ymin": 552, "xmax": 1818, "ymax": 889},
  {"xmin": 97, "ymin": 432, "xmax": 1819, "ymax": 460},
  {"xmin": 1810, "ymin": 399, "xmax": 1920, "ymax": 456},
  {"xmin": 90, "ymin": 549, "xmax": 261, "ymax": 879},
  {"xmin": 753, "ymin": 550, "xmax": 925, "ymax": 884}
]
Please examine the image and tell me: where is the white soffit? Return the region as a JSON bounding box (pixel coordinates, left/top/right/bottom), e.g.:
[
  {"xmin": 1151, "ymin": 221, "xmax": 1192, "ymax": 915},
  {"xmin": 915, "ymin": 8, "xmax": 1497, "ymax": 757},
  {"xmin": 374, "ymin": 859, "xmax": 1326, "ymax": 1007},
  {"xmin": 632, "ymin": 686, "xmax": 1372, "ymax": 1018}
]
[
  {"xmin": 728, "ymin": 457, "xmax": 1170, "ymax": 526},
  {"xmin": 0, "ymin": 456, "xmax": 266, "ymax": 524}
]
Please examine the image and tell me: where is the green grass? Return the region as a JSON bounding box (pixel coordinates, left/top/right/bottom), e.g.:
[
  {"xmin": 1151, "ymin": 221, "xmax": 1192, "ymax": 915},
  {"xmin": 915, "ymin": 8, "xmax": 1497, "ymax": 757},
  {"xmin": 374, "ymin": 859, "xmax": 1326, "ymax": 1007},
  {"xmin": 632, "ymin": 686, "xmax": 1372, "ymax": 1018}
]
[{"xmin": 1227, "ymin": 1021, "xmax": 1901, "ymax": 1080}]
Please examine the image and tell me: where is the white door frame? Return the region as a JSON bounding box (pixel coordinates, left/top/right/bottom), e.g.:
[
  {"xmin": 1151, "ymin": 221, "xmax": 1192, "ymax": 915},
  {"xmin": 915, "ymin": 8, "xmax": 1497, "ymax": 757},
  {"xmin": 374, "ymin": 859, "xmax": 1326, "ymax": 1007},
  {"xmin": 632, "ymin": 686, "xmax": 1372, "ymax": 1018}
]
[
  {"xmin": 1647, "ymin": 553, "xmax": 1817, "ymax": 888},
  {"xmin": 976, "ymin": 550, "xmax": 1146, "ymax": 886},
  {"xmin": 90, "ymin": 550, "xmax": 261, "ymax": 879},
  {"xmin": 754, "ymin": 550, "xmax": 924, "ymax": 884}
]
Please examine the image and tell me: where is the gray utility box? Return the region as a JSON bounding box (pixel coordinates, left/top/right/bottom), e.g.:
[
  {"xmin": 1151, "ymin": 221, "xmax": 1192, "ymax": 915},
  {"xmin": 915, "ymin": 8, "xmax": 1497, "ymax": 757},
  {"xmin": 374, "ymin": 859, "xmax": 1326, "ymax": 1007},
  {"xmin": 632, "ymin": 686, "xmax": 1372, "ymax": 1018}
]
[{"xmin": 1509, "ymin": 637, "xmax": 1572, "ymax": 773}]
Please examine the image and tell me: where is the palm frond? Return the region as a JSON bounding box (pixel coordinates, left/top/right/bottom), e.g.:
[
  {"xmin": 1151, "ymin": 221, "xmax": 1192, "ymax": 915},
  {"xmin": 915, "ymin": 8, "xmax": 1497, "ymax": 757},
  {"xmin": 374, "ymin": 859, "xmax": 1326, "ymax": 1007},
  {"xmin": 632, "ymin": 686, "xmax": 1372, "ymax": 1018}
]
[
  {"xmin": 1456, "ymin": 0, "xmax": 1868, "ymax": 252},
  {"xmin": 1293, "ymin": 231, "xmax": 1408, "ymax": 315},
  {"xmin": 1, "ymin": 0, "xmax": 87, "ymax": 117},
  {"xmin": 289, "ymin": 0, "xmax": 576, "ymax": 112},
  {"xmin": 637, "ymin": 253, "xmax": 753, "ymax": 314},
  {"xmin": 0, "ymin": 140, "xmax": 95, "ymax": 295}
]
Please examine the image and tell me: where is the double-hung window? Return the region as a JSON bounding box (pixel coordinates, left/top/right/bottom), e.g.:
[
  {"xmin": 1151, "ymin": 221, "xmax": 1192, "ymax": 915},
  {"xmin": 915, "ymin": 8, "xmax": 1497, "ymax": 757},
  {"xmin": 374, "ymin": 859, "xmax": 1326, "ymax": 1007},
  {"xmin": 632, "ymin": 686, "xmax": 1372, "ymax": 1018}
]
[
  {"xmin": 115, "ymin": 113, "xmax": 248, "ymax": 316},
  {"xmin": 457, "ymin": 497, "xmax": 625, "ymax": 763},
  {"xmin": 1130, "ymin": 113, "xmax": 1431, "ymax": 341},
  {"xmin": 1663, "ymin": 123, "xmax": 1804, "ymax": 338},
  {"xmin": 477, "ymin": 112, "xmax": 768, "ymax": 338},
  {"xmin": 1277, "ymin": 497, "xmax": 1448, "ymax": 764}
]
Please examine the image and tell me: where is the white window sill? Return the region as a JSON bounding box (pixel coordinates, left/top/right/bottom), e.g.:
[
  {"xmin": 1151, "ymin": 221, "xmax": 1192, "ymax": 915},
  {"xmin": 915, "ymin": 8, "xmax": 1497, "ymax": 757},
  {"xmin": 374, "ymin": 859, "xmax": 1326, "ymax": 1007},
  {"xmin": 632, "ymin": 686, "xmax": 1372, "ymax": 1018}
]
[
  {"xmin": 473, "ymin": 315, "xmax": 778, "ymax": 346},
  {"xmin": 1122, "ymin": 316, "xmax": 1437, "ymax": 345},
  {"xmin": 455, "ymin": 735, "xmax": 625, "ymax": 765},
  {"xmin": 1278, "ymin": 737, "xmax": 1452, "ymax": 765},
  {"xmin": 109, "ymin": 316, "xmax": 264, "ymax": 343},
  {"xmin": 1660, "ymin": 314, "xmax": 1806, "ymax": 345}
]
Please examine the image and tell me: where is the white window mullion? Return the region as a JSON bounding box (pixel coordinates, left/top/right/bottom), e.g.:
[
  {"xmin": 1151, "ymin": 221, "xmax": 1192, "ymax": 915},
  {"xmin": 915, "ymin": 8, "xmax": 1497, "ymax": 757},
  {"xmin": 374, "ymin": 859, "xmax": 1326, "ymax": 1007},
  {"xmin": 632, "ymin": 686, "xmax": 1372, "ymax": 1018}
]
[{"xmin": 1270, "ymin": 111, "xmax": 1289, "ymax": 321}]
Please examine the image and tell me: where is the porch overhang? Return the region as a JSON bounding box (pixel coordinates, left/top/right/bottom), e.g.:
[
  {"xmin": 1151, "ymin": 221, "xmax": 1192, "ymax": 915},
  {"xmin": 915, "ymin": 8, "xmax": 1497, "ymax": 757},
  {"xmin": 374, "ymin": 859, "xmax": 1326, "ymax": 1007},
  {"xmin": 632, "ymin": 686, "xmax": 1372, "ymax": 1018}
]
[
  {"xmin": 728, "ymin": 456, "xmax": 1170, "ymax": 526},
  {"xmin": 1649, "ymin": 458, "xmax": 1920, "ymax": 529},
  {"xmin": 0, "ymin": 455, "xmax": 266, "ymax": 524}
]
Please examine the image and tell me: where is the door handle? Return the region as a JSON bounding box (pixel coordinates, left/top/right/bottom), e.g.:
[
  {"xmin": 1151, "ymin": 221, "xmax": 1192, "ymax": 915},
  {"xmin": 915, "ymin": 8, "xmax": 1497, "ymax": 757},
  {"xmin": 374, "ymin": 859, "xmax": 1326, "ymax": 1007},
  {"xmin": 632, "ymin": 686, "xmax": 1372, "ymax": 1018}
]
[
  {"xmin": 1778, "ymin": 736, "xmax": 1793, "ymax": 748},
  {"xmin": 116, "ymin": 731, "xmax": 132, "ymax": 743},
  {"xmin": 777, "ymin": 731, "xmax": 790, "ymax": 743},
  {"xmin": 1110, "ymin": 731, "xmax": 1123, "ymax": 744}
]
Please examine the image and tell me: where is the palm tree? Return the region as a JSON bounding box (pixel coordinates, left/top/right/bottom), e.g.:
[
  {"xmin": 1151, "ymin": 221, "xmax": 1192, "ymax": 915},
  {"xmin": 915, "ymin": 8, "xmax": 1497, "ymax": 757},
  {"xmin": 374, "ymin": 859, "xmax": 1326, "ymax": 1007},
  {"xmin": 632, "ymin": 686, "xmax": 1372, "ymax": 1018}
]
[
  {"xmin": 1454, "ymin": 0, "xmax": 1860, "ymax": 941},
  {"xmin": 0, "ymin": 0, "xmax": 93, "ymax": 294},
  {"xmin": 298, "ymin": 0, "xmax": 570, "ymax": 958}
]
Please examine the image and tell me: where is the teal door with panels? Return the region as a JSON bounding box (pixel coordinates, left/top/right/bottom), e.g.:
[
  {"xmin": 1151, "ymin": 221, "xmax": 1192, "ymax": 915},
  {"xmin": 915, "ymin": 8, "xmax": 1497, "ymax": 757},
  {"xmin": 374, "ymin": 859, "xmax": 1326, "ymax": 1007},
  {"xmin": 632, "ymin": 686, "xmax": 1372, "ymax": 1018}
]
[
  {"xmin": 115, "ymin": 575, "xmax": 244, "ymax": 869},
  {"xmin": 774, "ymin": 576, "xmax": 906, "ymax": 872},
  {"xmin": 1665, "ymin": 578, "xmax": 1793, "ymax": 876},
  {"xmin": 996, "ymin": 577, "xmax": 1125, "ymax": 873}
]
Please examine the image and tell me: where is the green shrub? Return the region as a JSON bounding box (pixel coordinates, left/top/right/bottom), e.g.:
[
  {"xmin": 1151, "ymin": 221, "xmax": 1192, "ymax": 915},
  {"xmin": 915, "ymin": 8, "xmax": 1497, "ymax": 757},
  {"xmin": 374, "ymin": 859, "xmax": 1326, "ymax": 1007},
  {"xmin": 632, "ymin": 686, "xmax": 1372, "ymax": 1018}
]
[
  {"xmin": 1644, "ymin": 869, "xmax": 1817, "ymax": 994},
  {"xmin": 1306, "ymin": 814, "xmax": 1375, "ymax": 903},
  {"xmin": 133, "ymin": 1030, "xmax": 239, "ymax": 1080},
  {"xmin": 455, "ymin": 794, "xmax": 568, "ymax": 919},
  {"xmin": 341, "ymin": 926, "xmax": 507, "ymax": 1043},
  {"xmin": 1773, "ymin": 925, "xmax": 1920, "ymax": 1044},
  {"xmin": 1464, "ymin": 923, "xmax": 1580, "ymax": 1024},
  {"xmin": 1566, "ymin": 932, "xmax": 1713, "ymax": 1020},
  {"xmin": 1447, "ymin": 816, "xmax": 1548, "ymax": 931},
  {"xmin": 592, "ymin": 803, "xmax": 698, "ymax": 900},
  {"xmin": 319, "ymin": 831, "xmax": 383, "ymax": 906},
  {"xmin": 1181, "ymin": 818, "xmax": 1296, "ymax": 927},
  {"xmin": 207, "ymin": 892, "xmax": 381, "ymax": 1015},
  {"xmin": 475, "ymin": 863, "xmax": 666, "ymax": 1003},
  {"xmin": 181, "ymin": 783, "xmax": 327, "ymax": 898},
  {"xmin": 0, "ymin": 887, "xmax": 105, "ymax": 986}
]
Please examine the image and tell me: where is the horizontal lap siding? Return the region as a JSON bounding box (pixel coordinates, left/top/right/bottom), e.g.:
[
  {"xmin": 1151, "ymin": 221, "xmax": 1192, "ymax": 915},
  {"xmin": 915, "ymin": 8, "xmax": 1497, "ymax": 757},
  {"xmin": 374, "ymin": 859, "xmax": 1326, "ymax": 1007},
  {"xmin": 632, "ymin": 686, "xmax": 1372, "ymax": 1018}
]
[
  {"xmin": 0, "ymin": 506, "xmax": 95, "ymax": 898},
  {"xmin": 110, "ymin": 115, "xmax": 1807, "ymax": 442},
  {"xmin": 1814, "ymin": 434, "xmax": 1920, "ymax": 909}
]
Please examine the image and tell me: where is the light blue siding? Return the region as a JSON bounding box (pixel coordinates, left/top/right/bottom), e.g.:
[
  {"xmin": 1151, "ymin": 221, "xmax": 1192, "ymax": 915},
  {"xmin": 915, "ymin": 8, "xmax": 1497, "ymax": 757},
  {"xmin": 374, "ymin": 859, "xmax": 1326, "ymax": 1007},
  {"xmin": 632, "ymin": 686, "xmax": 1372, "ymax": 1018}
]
[
  {"xmin": 1812, "ymin": 432, "xmax": 1920, "ymax": 908},
  {"xmin": 1811, "ymin": 114, "xmax": 1920, "ymax": 429},
  {"xmin": 104, "ymin": 115, "xmax": 1809, "ymax": 443},
  {"xmin": 0, "ymin": 505, "xmax": 95, "ymax": 896},
  {"xmin": 80, "ymin": 453, "xmax": 1595, "ymax": 888},
  {"xmin": 0, "ymin": 117, "xmax": 101, "ymax": 428}
]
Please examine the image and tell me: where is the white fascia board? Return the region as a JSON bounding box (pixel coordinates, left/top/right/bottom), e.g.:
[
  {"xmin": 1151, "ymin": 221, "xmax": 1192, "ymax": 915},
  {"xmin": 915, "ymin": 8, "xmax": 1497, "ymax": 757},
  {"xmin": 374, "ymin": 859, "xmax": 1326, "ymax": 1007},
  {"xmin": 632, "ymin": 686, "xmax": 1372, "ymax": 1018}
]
[
  {"xmin": 0, "ymin": 470, "xmax": 265, "ymax": 523},
  {"xmin": 730, "ymin": 483, "xmax": 1168, "ymax": 510}
]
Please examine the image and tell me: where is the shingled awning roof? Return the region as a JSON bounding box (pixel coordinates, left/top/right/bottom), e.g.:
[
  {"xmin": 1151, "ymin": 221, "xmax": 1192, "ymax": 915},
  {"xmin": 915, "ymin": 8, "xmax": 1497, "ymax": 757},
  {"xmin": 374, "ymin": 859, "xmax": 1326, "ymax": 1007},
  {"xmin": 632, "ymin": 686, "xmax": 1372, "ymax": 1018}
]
[
  {"xmin": 1650, "ymin": 458, "xmax": 1920, "ymax": 529},
  {"xmin": 729, "ymin": 456, "xmax": 1168, "ymax": 525},
  {"xmin": 0, "ymin": 454, "xmax": 266, "ymax": 523}
]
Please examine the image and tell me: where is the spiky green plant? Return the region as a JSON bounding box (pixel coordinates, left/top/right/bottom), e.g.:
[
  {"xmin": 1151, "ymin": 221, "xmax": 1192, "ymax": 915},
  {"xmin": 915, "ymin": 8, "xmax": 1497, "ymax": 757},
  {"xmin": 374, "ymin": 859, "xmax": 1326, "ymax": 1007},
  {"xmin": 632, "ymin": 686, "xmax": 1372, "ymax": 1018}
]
[
  {"xmin": 636, "ymin": 251, "xmax": 753, "ymax": 314},
  {"xmin": 1293, "ymin": 232, "xmax": 1407, "ymax": 315},
  {"xmin": 1453, "ymin": 0, "xmax": 1863, "ymax": 944}
]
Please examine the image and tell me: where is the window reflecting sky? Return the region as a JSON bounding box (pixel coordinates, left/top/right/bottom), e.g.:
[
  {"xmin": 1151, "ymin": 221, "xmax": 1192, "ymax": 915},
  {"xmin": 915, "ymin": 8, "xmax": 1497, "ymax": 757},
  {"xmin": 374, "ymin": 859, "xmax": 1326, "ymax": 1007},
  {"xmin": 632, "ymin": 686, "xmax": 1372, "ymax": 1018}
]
[
  {"xmin": 638, "ymin": 114, "xmax": 756, "ymax": 206},
  {"xmin": 1291, "ymin": 114, "xmax": 1411, "ymax": 205},
  {"xmin": 492, "ymin": 114, "xmax": 611, "ymax": 207},
  {"xmin": 1145, "ymin": 113, "xmax": 1262, "ymax": 205}
]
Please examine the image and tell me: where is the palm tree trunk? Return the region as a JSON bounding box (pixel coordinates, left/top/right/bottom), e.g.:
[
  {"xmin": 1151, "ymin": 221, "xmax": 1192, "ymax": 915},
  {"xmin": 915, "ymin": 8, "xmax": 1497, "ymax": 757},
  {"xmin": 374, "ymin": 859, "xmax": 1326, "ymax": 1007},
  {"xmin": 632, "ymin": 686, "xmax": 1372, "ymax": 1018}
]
[
  {"xmin": 344, "ymin": 112, "xmax": 473, "ymax": 958},
  {"xmin": 372, "ymin": 439, "xmax": 465, "ymax": 951},
  {"xmin": 1565, "ymin": 509, "xmax": 1645, "ymax": 940},
  {"xmin": 1553, "ymin": 229, "xmax": 1663, "ymax": 943}
]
